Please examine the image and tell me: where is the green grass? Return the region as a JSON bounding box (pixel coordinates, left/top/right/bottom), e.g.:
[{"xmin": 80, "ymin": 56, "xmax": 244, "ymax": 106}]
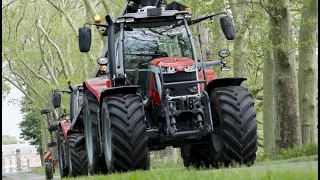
[
  {"xmin": 64, "ymin": 167, "xmax": 317, "ymax": 180},
  {"xmin": 256, "ymin": 143, "xmax": 318, "ymax": 162}
]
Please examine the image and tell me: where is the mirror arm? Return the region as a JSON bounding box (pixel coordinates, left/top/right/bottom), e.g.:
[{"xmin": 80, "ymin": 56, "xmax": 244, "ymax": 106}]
[
  {"xmin": 84, "ymin": 23, "xmax": 109, "ymax": 28},
  {"xmin": 188, "ymin": 12, "xmax": 227, "ymax": 26}
]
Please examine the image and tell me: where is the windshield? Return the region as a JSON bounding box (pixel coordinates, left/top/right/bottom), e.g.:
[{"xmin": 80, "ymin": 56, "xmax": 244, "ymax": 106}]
[{"xmin": 123, "ymin": 22, "xmax": 193, "ymax": 69}]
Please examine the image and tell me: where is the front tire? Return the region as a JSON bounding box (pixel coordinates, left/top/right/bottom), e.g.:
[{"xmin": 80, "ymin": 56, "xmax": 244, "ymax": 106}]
[
  {"xmin": 209, "ymin": 86, "xmax": 258, "ymax": 167},
  {"xmin": 57, "ymin": 129, "xmax": 68, "ymax": 177},
  {"xmin": 101, "ymin": 94, "xmax": 150, "ymax": 173},
  {"xmin": 83, "ymin": 90, "xmax": 104, "ymax": 175},
  {"xmin": 67, "ymin": 133, "xmax": 88, "ymax": 177}
]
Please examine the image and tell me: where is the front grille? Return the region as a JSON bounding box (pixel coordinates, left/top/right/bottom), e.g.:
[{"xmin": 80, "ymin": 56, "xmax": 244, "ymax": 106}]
[
  {"xmin": 163, "ymin": 71, "xmax": 198, "ymax": 96},
  {"xmin": 163, "ymin": 71, "xmax": 197, "ymax": 83}
]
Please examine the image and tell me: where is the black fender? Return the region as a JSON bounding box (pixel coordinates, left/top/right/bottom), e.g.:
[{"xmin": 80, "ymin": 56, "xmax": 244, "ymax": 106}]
[
  {"xmin": 99, "ymin": 85, "xmax": 140, "ymax": 103},
  {"xmin": 205, "ymin": 78, "xmax": 247, "ymax": 94}
]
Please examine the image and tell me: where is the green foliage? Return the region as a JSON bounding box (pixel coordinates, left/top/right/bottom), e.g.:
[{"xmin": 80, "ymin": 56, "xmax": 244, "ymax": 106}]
[
  {"xmin": 2, "ymin": 79, "xmax": 11, "ymax": 97},
  {"xmin": 2, "ymin": 135, "xmax": 19, "ymax": 145},
  {"xmin": 18, "ymin": 109, "xmax": 42, "ymax": 149},
  {"xmin": 257, "ymin": 143, "xmax": 318, "ymax": 162}
]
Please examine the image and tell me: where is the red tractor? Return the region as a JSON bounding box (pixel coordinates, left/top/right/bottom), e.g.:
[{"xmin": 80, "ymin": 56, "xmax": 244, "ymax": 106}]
[
  {"xmin": 45, "ymin": 82, "xmax": 88, "ymax": 178},
  {"xmin": 74, "ymin": 0, "xmax": 257, "ymax": 174}
]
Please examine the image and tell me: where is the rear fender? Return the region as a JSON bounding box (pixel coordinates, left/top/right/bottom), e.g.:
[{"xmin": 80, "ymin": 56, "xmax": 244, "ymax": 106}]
[
  {"xmin": 59, "ymin": 121, "xmax": 72, "ymax": 140},
  {"xmin": 100, "ymin": 86, "xmax": 140, "ymax": 103},
  {"xmin": 206, "ymin": 78, "xmax": 247, "ymax": 93},
  {"xmin": 83, "ymin": 77, "xmax": 111, "ymax": 103}
]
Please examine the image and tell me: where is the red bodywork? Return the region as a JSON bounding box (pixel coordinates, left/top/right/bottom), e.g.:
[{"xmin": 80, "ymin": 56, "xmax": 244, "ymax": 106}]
[
  {"xmin": 150, "ymin": 57, "xmax": 196, "ymax": 71},
  {"xmin": 84, "ymin": 77, "xmax": 111, "ymax": 103},
  {"xmin": 59, "ymin": 121, "xmax": 72, "ymax": 140},
  {"xmin": 199, "ymin": 69, "xmax": 217, "ymax": 91}
]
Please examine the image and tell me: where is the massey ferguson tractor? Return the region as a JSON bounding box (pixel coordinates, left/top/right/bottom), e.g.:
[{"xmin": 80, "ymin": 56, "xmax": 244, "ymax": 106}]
[
  {"xmin": 45, "ymin": 81, "xmax": 88, "ymax": 178},
  {"xmin": 75, "ymin": 0, "xmax": 257, "ymax": 174}
]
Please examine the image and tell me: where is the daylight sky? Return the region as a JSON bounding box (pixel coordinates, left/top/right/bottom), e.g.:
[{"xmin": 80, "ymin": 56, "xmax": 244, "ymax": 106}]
[{"xmin": 2, "ymin": 84, "xmax": 24, "ymax": 139}]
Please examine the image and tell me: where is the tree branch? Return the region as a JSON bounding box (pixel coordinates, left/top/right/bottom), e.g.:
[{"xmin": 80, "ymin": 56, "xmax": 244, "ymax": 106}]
[
  {"xmin": 2, "ymin": 76, "xmax": 34, "ymax": 103},
  {"xmin": 36, "ymin": 18, "xmax": 69, "ymax": 79}
]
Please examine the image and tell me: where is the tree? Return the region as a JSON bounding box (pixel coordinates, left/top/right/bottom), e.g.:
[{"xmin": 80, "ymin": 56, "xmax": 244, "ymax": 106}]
[
  {"xmin": 298, "ymin": 0, "xmax": 318, "ymax": 144},
  {"xmin": 262, "ymin": 28, "xmax": 275, "ymax": 153},
  {"xmin": 268, "ymin": 0, "xmax": 302, "ymax": 148},
  {"xmin": 2, "ymin": 135, "xmax": 19, "ymax": 145}
]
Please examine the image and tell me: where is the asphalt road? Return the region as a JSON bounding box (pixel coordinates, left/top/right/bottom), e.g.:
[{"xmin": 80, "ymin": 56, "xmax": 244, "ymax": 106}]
[{"xmin": 2, "ymin": 161, "xmax": 318, "ymax": 180}]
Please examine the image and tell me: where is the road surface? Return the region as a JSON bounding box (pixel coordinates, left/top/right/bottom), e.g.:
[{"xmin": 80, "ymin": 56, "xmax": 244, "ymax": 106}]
[{"xmin": 2, "ymin": 161, "xmax": 318, "ymax": 180}]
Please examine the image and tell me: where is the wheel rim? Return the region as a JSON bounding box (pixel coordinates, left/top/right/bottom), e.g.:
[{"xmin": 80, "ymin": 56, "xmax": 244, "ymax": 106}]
[
  {"xmin": 84, "ymin": 103, "xmax": 93, "ymax": 167},
  {"xmin": 102, "ymin": 105, "xmax": 112, "ymax": 171}
]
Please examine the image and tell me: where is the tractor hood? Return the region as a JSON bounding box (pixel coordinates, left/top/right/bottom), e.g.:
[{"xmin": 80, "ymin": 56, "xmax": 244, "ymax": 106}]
[{"xmin": 150, "ymin": 57, "xmax": 196, "ymax": 69}]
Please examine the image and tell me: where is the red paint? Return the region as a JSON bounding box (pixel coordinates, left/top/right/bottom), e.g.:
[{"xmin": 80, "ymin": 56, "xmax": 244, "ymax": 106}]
[
  {"xmin": 148, "ymin": 72, "xmax": 161, "ymax": 104},
  {"xmin": 59, "ymin": 121, "xmax": 72, "ymax": 140},
  {"xmin": 150, "ymin": 57, "xmax": 196, "ymax": 71},
  {"xmin": 84, "ymin": 77, "xmax": 111, "ymax": 102},
  {"xmin": 198, "ymin": 69, "xmax": 217, "ymax": 91}
]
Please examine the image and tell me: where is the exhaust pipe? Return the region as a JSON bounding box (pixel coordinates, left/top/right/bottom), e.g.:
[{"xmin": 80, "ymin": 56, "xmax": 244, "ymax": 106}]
[{"xmin": 106, "ymin": 15, "xmax": 116, "ymax": 87}]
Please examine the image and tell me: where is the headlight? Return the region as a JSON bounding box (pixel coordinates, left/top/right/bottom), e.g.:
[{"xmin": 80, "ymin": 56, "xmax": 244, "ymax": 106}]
[
  {"xmin": 160, "ymin": 67, "xmax": 176, "ymax": 73},
  {"xmin": 97, "ymin": 57, "xmax": 108, "ymax": 65},
  {"xmin": 167, "ymin": 67, "xmax": 176, "ymax": 73},
  {"xmin": 218, "ymin": 49, "xmax": 230, "ymax": 58},
  {"xmin": 184, "ymin": 64, "xmax": 196, "ymax": 72}
]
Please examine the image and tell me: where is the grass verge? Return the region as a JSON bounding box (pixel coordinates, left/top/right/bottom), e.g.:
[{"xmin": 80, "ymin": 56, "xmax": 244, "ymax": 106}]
[{"xmin": 64, "ymin": 167, "xmax": 318, "ymax": 180}]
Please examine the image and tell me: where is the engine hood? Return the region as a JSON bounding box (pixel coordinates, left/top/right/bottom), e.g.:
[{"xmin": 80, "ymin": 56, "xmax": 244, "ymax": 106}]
[{"xmin": 150, "ymin": 57, "xmax": 196, "ymax": 70}]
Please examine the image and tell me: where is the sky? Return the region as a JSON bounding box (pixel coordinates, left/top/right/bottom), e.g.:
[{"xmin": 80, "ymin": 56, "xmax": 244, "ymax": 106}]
[{"xmin": 2, "ymin": 84, "xmax": 24, "ymax": 139}]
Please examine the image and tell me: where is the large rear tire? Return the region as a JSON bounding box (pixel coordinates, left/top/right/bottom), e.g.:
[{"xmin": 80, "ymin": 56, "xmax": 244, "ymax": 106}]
[
  {"xmin": 67, "ymin": 133, "xmax": 88, "ymax": 177},
  {"xmin": 209, "ymin": 86, "xmax": 258, "ymax": 167},
  {"xmin": 101, "ymin": 94, "xmax": 150, "ymax": 173},
  {"xmin": 83, "ymin": 90, "xmax": 106, "ymax": 175},
  {"xmin": 57, "ymin": 129, "xmax": 68, "ymax": 177}
]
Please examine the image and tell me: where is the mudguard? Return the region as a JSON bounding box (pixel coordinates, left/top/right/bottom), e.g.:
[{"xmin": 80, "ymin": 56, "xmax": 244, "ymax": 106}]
[
  {"xmin": 84, "ymin": 76, "xmax": 140, "ymax": 103},
  {"xmin": 83, "ymin": 77, "xmax": 111, "ymax": 102},
  {"xmin": 59, "ymin": 121, "xmax": 72, "ymax": 140},
  {"xmin": 100, "ymin": 86, "xmax": 140, "ymax": 103},
  {"xmin": 205, "ymin": 78, "xmax": 247, "ymax": 93},
  {"xmin": 198, "ymin": 69, "xmax": 217, "ymax": 92}
]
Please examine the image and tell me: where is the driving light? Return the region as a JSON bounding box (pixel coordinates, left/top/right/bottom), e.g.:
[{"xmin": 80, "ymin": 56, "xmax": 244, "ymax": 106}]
[
  {"xmin": 116, "ymin": 18, "xmax": 125, "ymax": 23},
  {"xmin": 97, "ymin": 57, "xmax": 108, "ymax": 65},
  {"xmin": 218, "ymin": 49, "xmax": 230, "ymax": 58},
  {"xmin": 126, "ymin": 18, "xmax": 135, "ymax": 22},
  {"xmin": 94, "ymin": 15, "xmax": 101, "ymax": 23},
  {"xmin": 176, "ymin": 14, "xmax": 185, "ymax": 19}
]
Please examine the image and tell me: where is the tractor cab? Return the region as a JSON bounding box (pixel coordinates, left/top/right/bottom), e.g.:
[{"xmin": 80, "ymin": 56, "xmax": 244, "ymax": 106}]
[{"xmin": 118, "ymin": 9, "xmax": 195, "ymax": 97}]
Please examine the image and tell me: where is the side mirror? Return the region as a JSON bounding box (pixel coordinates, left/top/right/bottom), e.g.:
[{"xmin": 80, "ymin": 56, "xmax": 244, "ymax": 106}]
[
  {"xmin": 52, "ymin": 92, "xmax": 61, "ymax": 109},
  {"xmin": 79, "ymin": 27, "xmax": 92, "ymax": 52},
  {"xmin": 220, "ymin": 16, "xmax": 235, "ymax": 40}
]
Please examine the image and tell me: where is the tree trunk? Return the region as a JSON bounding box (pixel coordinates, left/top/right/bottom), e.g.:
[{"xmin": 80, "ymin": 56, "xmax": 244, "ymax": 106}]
[
  {"xmin": 269, "ymin": 0, "xmax": 302, "ymax": 148},
  {"xmin": 263, "ymin": 33, "xmax": 275, "ymax": 153},
  {"xmin": 298, "ymin": 0, "xmax": 318, "ymax": 144},
  {"xmin": 229, "ymin": 0, "xmax": 248, "ymax": 78},
  {"xmin": 197, "ymin": 25, "xmax": 210, "ymax": 61}
]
